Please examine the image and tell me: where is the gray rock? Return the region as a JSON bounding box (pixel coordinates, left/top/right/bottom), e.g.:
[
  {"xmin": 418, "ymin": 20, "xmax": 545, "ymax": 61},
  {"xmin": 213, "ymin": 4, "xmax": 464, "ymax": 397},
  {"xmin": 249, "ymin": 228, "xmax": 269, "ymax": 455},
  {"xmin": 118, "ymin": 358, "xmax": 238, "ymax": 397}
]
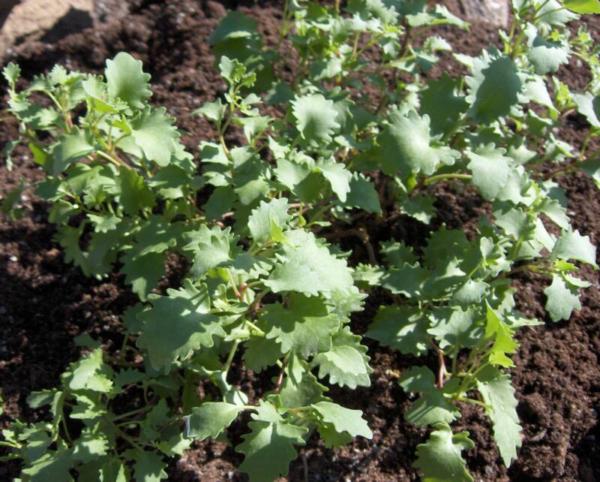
[
  {"xmin": 93, "ymin": 0, "xmax": 129, "ymax": 24},
  {"xmin": 459, "ymin": 0, "xmax": 510, "ymax": 27},
  {"xmin": 0, "ymin": 0, "xmax": 93, "ymax": 57},
  {"xmin": 0, "ymin": 0, "xmax": 130, "ymax": 61}
]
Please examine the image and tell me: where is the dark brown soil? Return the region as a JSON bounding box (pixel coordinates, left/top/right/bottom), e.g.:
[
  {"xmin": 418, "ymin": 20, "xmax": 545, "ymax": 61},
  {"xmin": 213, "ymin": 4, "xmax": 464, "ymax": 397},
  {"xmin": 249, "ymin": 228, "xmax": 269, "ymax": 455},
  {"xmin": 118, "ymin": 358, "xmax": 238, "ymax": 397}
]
[{"xmin": 1, "ymin": 2, "xmax": 599, "ymax": 481}]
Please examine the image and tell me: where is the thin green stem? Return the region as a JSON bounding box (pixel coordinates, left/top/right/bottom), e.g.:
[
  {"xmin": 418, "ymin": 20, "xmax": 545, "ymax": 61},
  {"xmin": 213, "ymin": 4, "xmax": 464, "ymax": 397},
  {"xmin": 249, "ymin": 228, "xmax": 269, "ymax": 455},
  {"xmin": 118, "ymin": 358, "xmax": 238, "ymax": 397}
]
[
  {"xmin": 245, "ymin": 319, "xmax": 266, "ymax": 337},
  {"xmin": 285, "ymin": 406, "xmax": 313, "ymax": 414},
  {"xmin": 114, "ymin": 426, "xmax": 145, "ymax": 451},
  {"xmin": 456, "ymin": 396, "xmax": 488, "ymax": 408},
  {"xmin": 543, "ymin": 161, "xmax": 579, "ymax": 180},
  {"xmin": 351, "ymin": 32, "xmax": 361, "ymax": 60},
  {"xmin": 43, "ymin": 90, "xmax": 73, "ymax": 131},
  {"xmin": 466, "ymin": 261, "xmax": 482, "ymax": 279},
  {"xmin": 274, "ymin": 354, "xmax": 290, "ymax": 393},
  {"xmin": 0, "ymin": 441, "xmax": 20, "ymax": 449},
  {"xmin": 533, "ymin": 5, "xmax": 565, "ymax": 22},
  {"xmin": 510, "ymin": 236, "xmax": 525, "ymax": 259},
  {"xmin": 0, "ymin": 454, "xmax": 21, "ymax": 462},
  {"xmin": 117, "ymin": 333, "xmax": 129, "ymax": 365},
  {"xmin": 112, "ymin": 405, "xmax": 150, "ymax": 422},
  {"xmin": 116, "ymin": 420, "xmax": 141, "ymax": 428},
  {"xmin": 451, "ymin": 351, "xmax": 459, "ymax": 376},
  {"xmin": 219, "ymin": 132, "xmax": 232, "ymax": 158},
  {"xmin": 223, "ymin": 340, "xmax": 241, "ymax": 375},
  {"xmin": 422, "ymin": 173, "xmax": 472, "ymax": 186},
  {"xmin": 61, "ymin": 417, "xmax": 73, "ymax": 445},
  {"xmin": 281, "ymin": 1, "xmax": 290, "ymax": 38},
  {"xmin": 308, "ymin": 202, "xmax": 335, "ymax": 226},
  {"xmin": 97, "ymin": 150, "xmax": 126, "ymax": 168},
  {"xmin": 455, "ymin": 374, "xmax": 475, "ymax": 398},
  {"xmin": 469, "ymin": 361, "xmax": 491, "ymax": 379},
  {"xmin": 354, "ymin": 33, "xmax": 384, "ymax": 60},
  {"xmin": 579, "ymin": 131, "xmax": 594, "ymax": 160},
  {"xmin": 454, "ymin": 352, "xmax": 491, "ymax": 396},
  {"xmin": 504, "ymin": 15, "xmax": 518, "ymax": 56},
  {"xmin": 536, "ymin": 0, "xmax": 554, "ymax": 13},
  {"xmin": 44, "ymin": 91, "xmax": 64, "ymax": 113}
]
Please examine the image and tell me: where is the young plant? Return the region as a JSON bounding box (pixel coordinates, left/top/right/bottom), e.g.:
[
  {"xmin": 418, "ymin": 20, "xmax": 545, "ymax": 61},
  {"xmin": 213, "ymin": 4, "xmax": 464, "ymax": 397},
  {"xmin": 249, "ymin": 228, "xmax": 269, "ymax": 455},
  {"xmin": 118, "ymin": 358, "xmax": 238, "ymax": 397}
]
[{"xmin": 1, "ymin": 51, "xmax": 373, "ymax": 481}]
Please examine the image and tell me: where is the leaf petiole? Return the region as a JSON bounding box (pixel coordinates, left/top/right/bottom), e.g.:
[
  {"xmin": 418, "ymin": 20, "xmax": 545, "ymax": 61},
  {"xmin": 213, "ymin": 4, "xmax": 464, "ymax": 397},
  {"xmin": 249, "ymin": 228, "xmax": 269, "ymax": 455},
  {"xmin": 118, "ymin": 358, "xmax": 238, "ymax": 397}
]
[{"xmin": 422, "ymin": 173, "xmax": 472, "ymax": 187}]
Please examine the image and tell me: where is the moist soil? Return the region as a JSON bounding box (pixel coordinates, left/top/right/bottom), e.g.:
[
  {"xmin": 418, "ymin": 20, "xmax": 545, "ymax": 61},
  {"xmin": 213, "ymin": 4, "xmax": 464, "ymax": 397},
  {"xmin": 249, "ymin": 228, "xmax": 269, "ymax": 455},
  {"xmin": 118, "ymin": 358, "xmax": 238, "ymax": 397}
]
[{"xmin": 1, "ymin": 1, "xmax": 600, "ymax": 481}]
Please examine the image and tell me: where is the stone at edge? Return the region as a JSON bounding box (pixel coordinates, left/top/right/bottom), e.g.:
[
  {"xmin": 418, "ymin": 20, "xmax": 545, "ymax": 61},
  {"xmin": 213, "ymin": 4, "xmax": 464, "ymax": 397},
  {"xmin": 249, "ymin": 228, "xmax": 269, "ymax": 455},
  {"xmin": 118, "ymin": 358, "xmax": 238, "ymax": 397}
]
[
  {"xmin": 459, "ymin": 0, "xmax": 509, "ymax": 28},
  {"xmin": 0, "ymin": 0, "xmax": 130, "ymax": 61}
]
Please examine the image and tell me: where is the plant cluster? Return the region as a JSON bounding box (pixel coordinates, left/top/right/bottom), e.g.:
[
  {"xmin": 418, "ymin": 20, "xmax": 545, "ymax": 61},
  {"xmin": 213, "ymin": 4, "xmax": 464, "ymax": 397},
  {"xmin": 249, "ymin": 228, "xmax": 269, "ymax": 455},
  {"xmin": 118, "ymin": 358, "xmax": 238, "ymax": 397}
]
[{"xmin": 1, "ymin": 0, "xmax": 599, "ymax": 480}]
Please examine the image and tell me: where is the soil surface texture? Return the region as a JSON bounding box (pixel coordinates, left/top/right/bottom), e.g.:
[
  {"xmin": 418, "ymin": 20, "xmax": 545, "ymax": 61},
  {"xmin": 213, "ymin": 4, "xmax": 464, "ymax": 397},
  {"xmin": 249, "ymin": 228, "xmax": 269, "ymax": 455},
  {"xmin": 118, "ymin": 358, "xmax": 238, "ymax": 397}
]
[{"xmin": 1, "ymin": 1, "xmax": 599, "ymax": 481}]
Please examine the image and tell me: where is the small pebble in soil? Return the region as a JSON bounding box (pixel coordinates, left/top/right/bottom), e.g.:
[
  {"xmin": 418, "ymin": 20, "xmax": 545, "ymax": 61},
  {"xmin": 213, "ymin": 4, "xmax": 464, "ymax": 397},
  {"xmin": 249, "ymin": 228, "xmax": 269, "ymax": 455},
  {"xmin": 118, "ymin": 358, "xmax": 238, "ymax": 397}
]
[
  {"xmin": 206, "ymin": 1, "xmax": 226, "ymax": 18},
  {"xmin": 9, "ymin": 255, "xmax": 18, "ymax": 262},
  {"xmin": 529, "ymin": 429, "xmax": 548, "ymax": 442},
  {"xmin": 485, "ymin": 465, "xmax": 496, "ymax": 477},
  {"xmin": 0, "ymin": 341, "xmax": 9, "ymax": 357}
]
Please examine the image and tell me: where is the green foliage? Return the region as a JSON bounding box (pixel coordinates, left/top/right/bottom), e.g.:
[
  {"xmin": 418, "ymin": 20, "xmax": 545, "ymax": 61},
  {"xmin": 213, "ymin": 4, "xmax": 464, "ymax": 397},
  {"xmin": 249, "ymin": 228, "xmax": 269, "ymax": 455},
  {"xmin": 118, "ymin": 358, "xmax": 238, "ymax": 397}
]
[
  {"xmin": 2, "ymin": 0, "xmax": 599, "ymax": 480},
  {"xmin": 136, "ymin": 289, "xmax": 224, "ymax": 372},
  {"xmin": 265, "ymin": 230, "xmax": 355, "ymax": 297},
  {"xmin": 313, "ymin": 401, "xmax": 372, "ymax": 446},
  {"xmin": 236, "ymin": 402, "xmax": 307, "ymax": 482},
  {"xmin": 371, "ymin": 110, "xmax": 457, "ymax": 178},
  {"xmin": 184, "ymin": 402, "xmax": 244, "ymax": 439},
  {"xmin": 476, "ymin": 367, "xmax": 522, "ymax": 466},
  {"xmin": 414, "ymin": 423, "xmax": 475, "ymax": 482},
  {"xmin": 564, "ymin": 0, "xmax": 600, "ymax": 13},
  {"xmin": 292, "ymin": 94, "xmax": 341, "ymax": 143},
  {"xmin": 105, "ymin": 52, "xmax": 152, "ymax": 108}
]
